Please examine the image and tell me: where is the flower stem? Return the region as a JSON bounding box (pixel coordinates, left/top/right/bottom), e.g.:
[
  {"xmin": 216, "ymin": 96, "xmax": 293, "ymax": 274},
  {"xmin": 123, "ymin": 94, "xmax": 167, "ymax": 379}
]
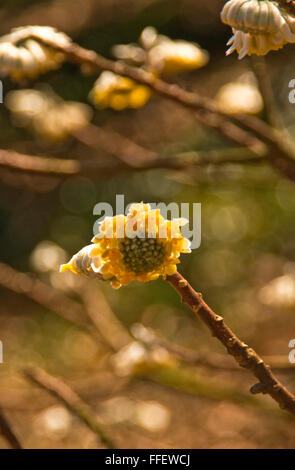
[{"xmin": 166, "ymin": 271, "xmax": 295, "ymax": 416}]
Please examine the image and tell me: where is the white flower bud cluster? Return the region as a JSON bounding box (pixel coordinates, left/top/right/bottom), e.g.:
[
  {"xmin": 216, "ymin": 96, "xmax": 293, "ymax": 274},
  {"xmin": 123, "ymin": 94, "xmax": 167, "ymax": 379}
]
[
  {"xmin": 221, "ymin": 0, "xmax": 295, "ymax": 58},
  {"xmin": 61, "ymin": 244, "xmax": 118, "ymax": 284},
  {"xmin": 0, "ymin": 26, "xmax": 71, "ymax": 80}
]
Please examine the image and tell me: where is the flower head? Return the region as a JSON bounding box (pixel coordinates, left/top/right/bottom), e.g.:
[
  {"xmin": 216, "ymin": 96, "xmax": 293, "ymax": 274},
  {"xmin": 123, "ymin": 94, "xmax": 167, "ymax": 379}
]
[
  {"xmin": 60, "ymin": 203, "xmax": 191, "ymax": 288},
  {"xmin": 89, "ymin": 71, "xmax": 152, "ymax": 111},
  {"xmin": 221, "ymin": 0, "xmax": 295, "ymax": 58}
]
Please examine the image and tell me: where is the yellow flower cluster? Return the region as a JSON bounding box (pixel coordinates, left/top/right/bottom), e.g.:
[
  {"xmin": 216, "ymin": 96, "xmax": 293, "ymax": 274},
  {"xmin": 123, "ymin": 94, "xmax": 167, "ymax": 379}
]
[
  {"xmin": 89, "ymin": 27, "xmax": 209, "ymax": 111},
  {"xmin": 221, "ymin": 0, "xmax": 295, "ymax": 58},
  {"xmin": 5, "ymin": 88, "xmax": 92, "ymax": 141},
  {"xmin": 144, "ymin": 30, "xmax": 209, "ymax": 75},
  {"xmin": 89, "ymin": 71, "xmax": 152, "ymax": 111},
  {"xmin": 114, "ymin": 26, "xmax": 209, "ymax": 76},
  {"xmin": 60, "ymin": 203, "xmax": 191, "ymax": 289},
  {"xmin": 0, "ymin": 26, "xmax": 70, "ymax": 81}
]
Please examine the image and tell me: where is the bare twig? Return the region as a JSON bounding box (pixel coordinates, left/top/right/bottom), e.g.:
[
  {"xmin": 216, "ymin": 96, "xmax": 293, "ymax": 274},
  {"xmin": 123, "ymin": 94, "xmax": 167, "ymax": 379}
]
[
  {"xmin": 0, "ymin": 148, "xmax": 263, "ymax": 179},
  {"xmin": 0, "ymin": 262, "xmax": 87, "ymax": 325},
  {"xmin": 133, "ymin": 324, "xmax": 295, "ymax": 371},
  {"xmin": 167, "ymin": 272, "xmax": 295, "ymax": 416},
  {"xmin": 73, "ymin": 123, "xmax": 158, "ymax": 167},
  {"xmin": 137, "ymin": 362, "xmax": 279, "ymax": 412},
  {"xmin": 24, "ymin": 366, "xmax": 116, "ymax": 449},
  {"xmin": 0, "ymin": 407, "xmax": 22, "ymax": 449},
  {"xmin": 194, "ymin": 109, "xmax": 267, "ymax": 156},
  {"xmin": 77, "ymin": 280, "xmax": 132, "ymax": 351},
  {"xmin": 0, "ymin": 149, "xmax": 80, "ymax": 176}
]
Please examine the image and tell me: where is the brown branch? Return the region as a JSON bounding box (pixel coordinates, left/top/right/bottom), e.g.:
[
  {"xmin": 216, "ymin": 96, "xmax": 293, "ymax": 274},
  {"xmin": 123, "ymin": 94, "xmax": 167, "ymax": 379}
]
[
  {"xmin": 76, "ymin": 284, "xmax": 277, "ymax": 412},
  {"xmin": 0, "ymin": 407, "xmax": 22, "ymax": 449},
  {"xmin": 0, "ymin": 149, "xmax": 80, "ymax": 176},
  {"xmin": 11, "ymin": 29, "xmax": 295, "ymax": 181},
  {"xmin": 0, "ymin": 148, "xmax": 263, "ymax": 179},
  {"xmin": 0, "ymin": 262, "xmax": 87, "ymax": 325},
  {"xmin": 58, "ymin": 40, "xmax": 283, "ymax": 141},
  {"xmin": 166, "ymin": 272, "xmax": 295, "ymax": 416},
  {"xmin": 24, "ymin": 366, "xmax": 116, "ymax": 449},
  {"xmin": 194, "ymin": 110, "xmax": 267, "ymax": 157},
  {"xmin": 133, "ymin": 324, "xmax": 295, "ymax": 372},
  {"xmin": 0, "ymin": 262, "xmax": 115, "ymax": 350},
  {"xmin": 73, "ymin": 123, "xmax": 158, "ymax": 167},
  {"xmin": 75, "ymin": 279, "xmax": 132, "ymax": 351}
]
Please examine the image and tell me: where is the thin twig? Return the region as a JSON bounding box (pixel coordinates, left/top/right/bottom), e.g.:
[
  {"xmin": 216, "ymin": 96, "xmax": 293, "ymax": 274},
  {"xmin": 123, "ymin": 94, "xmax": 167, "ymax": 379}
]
[
  {"xmin": 0, "ymin": 407, "xmax": 22, "ymax": 449},
  {"xmin": 166, "ymin": 272, "xmax": 295, "ymax": 416},
  {"xmin": 0, "ymin": 262, "xmax": 87, "ymax": 325},
  {"xmin": 77, "ymin": 279, "xmax": 132, "ymax": 351},
  {"xmin": 0, "ymin": 148, "xmax": 263, "ymax": 178},
  {"xmin": 73, "ymin": 123, "xmax": 158, "ymax": 167},
  {"xmin": 24, "ymin": 366, "xmax": 117, "ymax": 449},
  {"xmin": 132, "ymin": 324, "xmax": 295, "ymax": 371}
]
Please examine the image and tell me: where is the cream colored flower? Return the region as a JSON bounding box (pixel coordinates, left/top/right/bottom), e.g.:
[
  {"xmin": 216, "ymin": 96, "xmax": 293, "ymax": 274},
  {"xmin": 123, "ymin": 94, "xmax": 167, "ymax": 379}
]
[
  {"xmin": 147, "ymin": 37, "xmax": 209, "ymax": 75},
  {"xmin": 112, "ymin": 26, "xmax": 209, "ymax": 77},
  {"xmin": 221, "ymin": 0, "xmax": 295, "ymax": 58},
  {"xmin": 0, "ymin": 26, "xmax": 70, "ymax": 80},
  {"xmin": 141, "ymin": 26, "xmax": 209, "ymax": 75},
  {"xmin": 61, "ymin": 203, "xmax": 191, "ymax": 289},
  {"xmin": 215, "ymin": 73, "xmax": 263, "ymax": 114},
  {"xmin": 6, "ymin": 88, "xmax": 92, "ymax": 141}
]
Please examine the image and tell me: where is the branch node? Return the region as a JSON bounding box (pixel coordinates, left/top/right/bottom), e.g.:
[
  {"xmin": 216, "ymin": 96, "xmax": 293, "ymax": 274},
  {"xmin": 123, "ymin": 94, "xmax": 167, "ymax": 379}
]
[
  {"xmin": 215, "ymin": 315, "xmax": 224, "ymax": 323},
  {"xmin": 178, "ymin": 279, "xmax": 188, "ymax": 288},
  {"xmin": 273, "ymin": 384, "xmax": 282, "ymax": 391},
  {"xmin": 228, "ymin": 338, "xmax": 237, "ymax": 345},
  {"xmin": 192, "ymin": 304, "xmax": 201, "ymax": 313},
  {"xmin": 250, "ymin": 382, "xmax": 268, "ymax": 395}
]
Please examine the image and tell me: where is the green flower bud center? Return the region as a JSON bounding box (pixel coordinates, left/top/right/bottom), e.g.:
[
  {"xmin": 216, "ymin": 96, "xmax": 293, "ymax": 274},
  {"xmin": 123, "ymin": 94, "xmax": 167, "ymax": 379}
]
[{"xmin": 120, "ymin": 237, "xmax": 166, "ymax": 274}]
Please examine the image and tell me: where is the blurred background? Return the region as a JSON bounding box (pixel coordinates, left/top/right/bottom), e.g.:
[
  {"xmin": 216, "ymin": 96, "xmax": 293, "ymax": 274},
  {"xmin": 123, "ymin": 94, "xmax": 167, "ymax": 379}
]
[{"xmin": 1, "ymin": 0, "xmax": 295, "ymax": 449}]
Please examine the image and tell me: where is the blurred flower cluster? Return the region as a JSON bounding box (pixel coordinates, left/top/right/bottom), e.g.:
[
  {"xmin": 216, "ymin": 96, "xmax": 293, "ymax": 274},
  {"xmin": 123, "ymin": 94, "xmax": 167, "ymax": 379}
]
[
  {"xmin": 61, "ymin": 202, "xmax": 191, "ymax": 288},
  {"xmin": 215, "ymin": 72, "xmax": 263, "ymax": 114},
  {"xmin": 221, "ymin": 0, "xmax": 295, "ymax": 59},
  {"xmin": 0, "ymin": 26, "xmax": 70, "ymax": 81},
  {"xmin": 5, "ymin": 87, "xmax": 92, "ymax": 141},
  {"xmin": 89, "ymin": 71, "xmax": 152, "ymax": 111},
  {"xmin": 89, "ymin": 26, "xmax": 209, "ymax": 111}
]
